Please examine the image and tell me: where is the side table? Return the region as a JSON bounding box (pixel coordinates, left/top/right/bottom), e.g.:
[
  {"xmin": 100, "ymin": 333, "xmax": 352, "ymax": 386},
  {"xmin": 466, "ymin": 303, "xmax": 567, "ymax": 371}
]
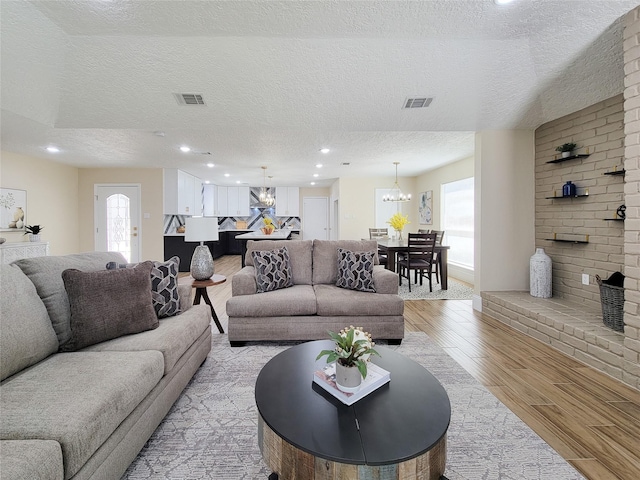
[{"xmin": 191, "ymin": 274, "xmax": 226, "ymax": 334}]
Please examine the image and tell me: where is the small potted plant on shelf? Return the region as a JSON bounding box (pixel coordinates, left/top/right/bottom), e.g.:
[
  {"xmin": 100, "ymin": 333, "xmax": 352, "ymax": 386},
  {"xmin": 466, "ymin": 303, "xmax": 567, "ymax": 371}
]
[
  {"xmin": 24, "ymin": 224, "xmax": 43, "ymax": 242},
  {"xmin": 556, "ymin": 142, "xmax": 577, "ymax": 158},
  {"xmin": 316, "ymin": 326, "xmax": 380, "ymax": 393}
]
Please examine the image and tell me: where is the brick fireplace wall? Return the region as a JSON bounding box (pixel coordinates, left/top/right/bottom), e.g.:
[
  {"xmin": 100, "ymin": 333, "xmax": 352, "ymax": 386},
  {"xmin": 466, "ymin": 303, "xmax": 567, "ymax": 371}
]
[
  {"xmin": 527, "ymin": 6, "xmax": 640, "ymax": 390},
  {"xmin": 534, "ymin": 96, "xmax": 625, "ymax": 312},
  {"xmin": 623, "ymin": 6, "xmax": 640, "ymax": 389}
]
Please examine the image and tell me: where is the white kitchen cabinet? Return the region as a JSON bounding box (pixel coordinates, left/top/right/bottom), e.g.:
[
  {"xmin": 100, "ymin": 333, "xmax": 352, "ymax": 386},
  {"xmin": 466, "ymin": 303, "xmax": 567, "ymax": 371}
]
[
  {"xmin": 203, "ymin": 184, "xmax": 216, "ymax": 216},
  {"xmin": 193, "ymin": 176, "xmax": 203, "ymax": 216},
  {"xmin": 164, "ymin": 169, "xmax": 198, "ymax": 215},
  {"xmin": 227, "ymin": 186, "xmax": 250, "ymax": 217},
  {"xmin": 216, "ymin": 186, "xmax": 228, "ymax": 216},
  {"xmin": 276, "ymin": 187, "xmax": 300, "ymax": 216}
]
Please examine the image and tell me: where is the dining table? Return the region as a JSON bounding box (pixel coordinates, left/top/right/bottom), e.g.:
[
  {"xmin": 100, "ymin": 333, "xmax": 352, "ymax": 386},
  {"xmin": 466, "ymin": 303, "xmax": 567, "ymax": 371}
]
[{"xmin": 376, "ymin": 238, "xmax": 451, "ymax": 290}]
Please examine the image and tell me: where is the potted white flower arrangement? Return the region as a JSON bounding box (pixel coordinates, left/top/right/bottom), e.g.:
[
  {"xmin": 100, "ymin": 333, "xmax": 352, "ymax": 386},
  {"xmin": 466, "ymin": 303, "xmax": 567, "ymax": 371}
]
[{"xmin": 316, "ymin": 326, "xmax": 380, "ymax": 393}]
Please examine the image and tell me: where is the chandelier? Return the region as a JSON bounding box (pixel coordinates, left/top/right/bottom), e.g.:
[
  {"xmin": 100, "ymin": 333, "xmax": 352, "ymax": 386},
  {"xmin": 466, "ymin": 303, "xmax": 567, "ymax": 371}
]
[
  {"xmin": 259, "ymin": 166, "xmax": 275, "ymax": 207},
  {"xmin": 382, "ymin": 162, "xmax": 411, "ymax": 202}
]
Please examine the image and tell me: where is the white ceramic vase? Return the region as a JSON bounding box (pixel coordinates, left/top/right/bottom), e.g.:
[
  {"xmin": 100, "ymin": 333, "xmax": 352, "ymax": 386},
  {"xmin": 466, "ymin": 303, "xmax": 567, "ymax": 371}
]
[
  {"xmin": 335, "ymin": 362, "xmax": 362, "ymax": 393},
  {"xmin": 530, "ymin": 248, "xmax": 552, "ymax": 298}
]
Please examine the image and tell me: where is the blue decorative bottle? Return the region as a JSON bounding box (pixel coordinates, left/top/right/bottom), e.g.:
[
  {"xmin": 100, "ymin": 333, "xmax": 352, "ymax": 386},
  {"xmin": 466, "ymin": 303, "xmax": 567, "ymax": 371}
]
[{"xmin": 562, "ymin": 181, "xmax": 576, "ymax": 197}]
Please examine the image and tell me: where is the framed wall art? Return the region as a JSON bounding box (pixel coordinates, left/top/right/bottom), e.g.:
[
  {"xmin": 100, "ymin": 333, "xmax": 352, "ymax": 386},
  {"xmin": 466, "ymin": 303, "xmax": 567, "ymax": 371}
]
[
  {"xmin": 0, "ymin": 188, "xmax": 26, "ymax": 231},
  {"xmin": 419, "ymin": 190, "xmax": 432, "ymax": 225}
]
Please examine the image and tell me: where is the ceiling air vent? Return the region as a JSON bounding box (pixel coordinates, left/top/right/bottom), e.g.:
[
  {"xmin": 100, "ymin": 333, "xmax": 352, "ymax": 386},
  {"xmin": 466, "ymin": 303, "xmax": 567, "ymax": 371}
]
[
  {"xmin": 341, "ymin": 162, "xmax": 350, "ymax": 166},
  {"xmin": 404, "ymin": 97, "xmax": 433, "ymax": 109},
  {"xmin": 174, "ymin": 93, "xmax": 206, "ymax": 106}
]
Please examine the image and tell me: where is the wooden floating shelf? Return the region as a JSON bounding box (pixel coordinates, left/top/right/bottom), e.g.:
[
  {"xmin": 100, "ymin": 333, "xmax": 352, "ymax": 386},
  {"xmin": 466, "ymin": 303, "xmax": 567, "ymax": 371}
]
[
  {"xmin": 545, "ymin": 194, "xmax": 589, "ymax": 199},
  {"xmin": 603, "ymin": 170, "xmax": 625, "ymax": 176},
  {"xmin": 546, "ymin": 154, "xmax": 590, "ymax": 164},
  {"xmin": 546, "ymin": 238, "xmax": 589, "ymax": 244}
]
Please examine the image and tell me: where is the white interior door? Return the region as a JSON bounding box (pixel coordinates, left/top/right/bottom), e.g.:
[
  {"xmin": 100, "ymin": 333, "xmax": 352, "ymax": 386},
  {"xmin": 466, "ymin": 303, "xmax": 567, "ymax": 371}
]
[
  {"xmin": 302, "ymin": 197, "xmax": 329, "ymax": 240},
  {"xmin": 95, "ymin": 184, "xmax": 141, "ymax": 262}
]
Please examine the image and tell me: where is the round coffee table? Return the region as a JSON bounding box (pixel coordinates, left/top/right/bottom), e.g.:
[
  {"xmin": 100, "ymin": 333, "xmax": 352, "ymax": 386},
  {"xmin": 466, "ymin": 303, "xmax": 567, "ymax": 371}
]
[{"xmin": 255, "ymin": 340, "xmax": 451, "ymax": 480}]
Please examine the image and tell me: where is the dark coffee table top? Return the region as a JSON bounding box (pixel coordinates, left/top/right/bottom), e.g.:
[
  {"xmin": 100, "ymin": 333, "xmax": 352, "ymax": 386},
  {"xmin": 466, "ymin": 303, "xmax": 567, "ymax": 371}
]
[{"xmin": 255, "ymin": 340, "xmax": 451, "ymax": 466}]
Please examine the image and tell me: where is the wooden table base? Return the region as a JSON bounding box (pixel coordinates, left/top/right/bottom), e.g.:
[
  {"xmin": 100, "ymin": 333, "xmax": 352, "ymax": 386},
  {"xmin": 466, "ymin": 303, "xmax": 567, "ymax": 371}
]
[{"xmin": 258, "ymin": 414, "xmax": 447, "ymax": 480}]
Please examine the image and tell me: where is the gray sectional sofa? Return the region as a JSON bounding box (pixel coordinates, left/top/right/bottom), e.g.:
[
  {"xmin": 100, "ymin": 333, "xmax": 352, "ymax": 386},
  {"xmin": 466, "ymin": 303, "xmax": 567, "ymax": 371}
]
[
  {"xmin": 0, "ymin": 252, "xmax": 211, "ymax": 480},
  {"xmin": 226, "ymin": 239, "xmax": 404, "ymax": 345}
]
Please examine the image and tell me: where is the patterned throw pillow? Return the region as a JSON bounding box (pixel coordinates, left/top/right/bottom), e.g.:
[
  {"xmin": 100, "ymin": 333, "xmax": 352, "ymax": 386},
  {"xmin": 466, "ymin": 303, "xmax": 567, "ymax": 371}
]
[
  {"xmin": 106, "ymin": 256, "xmax": 181, "ymax": 318},
  {"xmin": 336, "ymin": 248, "xmax": 376, "ymax": 292},
  {"xmin": 252, "ymin": 247, "xmax": 294, "ymax": 293}
]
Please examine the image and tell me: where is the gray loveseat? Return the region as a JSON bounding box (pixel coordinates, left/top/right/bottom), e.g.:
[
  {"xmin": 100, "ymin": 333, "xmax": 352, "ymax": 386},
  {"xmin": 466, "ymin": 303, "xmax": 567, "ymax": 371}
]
[
  {"xmin": 0, "ymin": 252, "xmax": 211, "ymax": 480},
  {"xmin": 226, "ymin": 239, "xmax": 404, "ymax": 345}
]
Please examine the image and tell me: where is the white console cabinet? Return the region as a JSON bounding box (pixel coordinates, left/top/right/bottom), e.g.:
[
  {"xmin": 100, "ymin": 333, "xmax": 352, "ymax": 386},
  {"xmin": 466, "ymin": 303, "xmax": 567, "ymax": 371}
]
[{"xmin": 0, "ymin": 241, "xmax": 50, "ymax": 264}]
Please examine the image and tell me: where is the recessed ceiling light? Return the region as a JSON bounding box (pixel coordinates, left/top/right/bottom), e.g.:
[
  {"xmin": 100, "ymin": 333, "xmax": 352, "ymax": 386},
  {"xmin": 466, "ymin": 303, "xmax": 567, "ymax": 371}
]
[
  {"xmin": 494, "ymin": 0, "xmax": 514, "ymax": 4},
  {"xmin": 180, "ymin": 146, "xmax": 191, "ymax": 153},
  {"xmin": 320, "ymin": 148, "xmax": 330, "ymax": 154},
  {"xmin": 313, "ymin": 173, "xmax": 319, "ymax": 178},
  {"xmin": 46, "ymin": 146, "xmax": 60, "ymax": 153},
  {"xmin": 310, "ymin": 182, "xmax": 316, "ymax": 186},
  {"xmin": 316, "ymin": 164, "xmax": 323, "ymax": 168},
  {"xmin": 205, "ymin": 180, "xmax": 210, "ymax": 184},
  {"xmin": 224, "ymin": 173, "xmax": 230, "ymax": 177},
  {"xmin": 236, "ymin": 180, "xmax": 241, "ymax": 184},
  {"xmin": 206, "ymin": 163, "xmax": 214, "ymax": 168}
]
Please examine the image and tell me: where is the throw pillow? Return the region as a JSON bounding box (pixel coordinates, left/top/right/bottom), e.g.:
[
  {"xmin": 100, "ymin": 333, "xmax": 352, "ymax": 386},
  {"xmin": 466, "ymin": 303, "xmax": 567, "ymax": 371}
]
[
  {"xmin": 336, "ymin": 248, "xmax": 376, "ymax": 293},
  {"xmin": 106, "ymin": 256, "xmax": 181, "ymax": 318},
  {"xmin": 61, "ymin": 261, "xmax": 159, "ymax": 351},
  {"xmin": 252, "ymin": 246, "xmax": 294, "ymax": 293}
]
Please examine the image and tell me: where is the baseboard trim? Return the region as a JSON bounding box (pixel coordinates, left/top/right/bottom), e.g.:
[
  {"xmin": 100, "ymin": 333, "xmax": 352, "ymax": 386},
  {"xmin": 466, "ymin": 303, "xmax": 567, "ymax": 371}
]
[{"xmin": 472, "ymin": 294, "xmax": 482, "ymax": 312}]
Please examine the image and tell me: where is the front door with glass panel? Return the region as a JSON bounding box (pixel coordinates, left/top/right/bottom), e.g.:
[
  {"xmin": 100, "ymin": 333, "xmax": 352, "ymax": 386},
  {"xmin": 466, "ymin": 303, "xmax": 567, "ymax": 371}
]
[{"xmin": 94, "ymin": 185, "xmax": 141, "ymax": 263}]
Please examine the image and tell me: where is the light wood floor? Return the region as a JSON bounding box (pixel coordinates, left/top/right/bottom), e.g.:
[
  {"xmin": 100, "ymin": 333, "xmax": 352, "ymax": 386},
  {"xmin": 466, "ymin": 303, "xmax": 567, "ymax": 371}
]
[{"xmin": 206, "ymin": 256, "xmax": 640, "ymax": 480}]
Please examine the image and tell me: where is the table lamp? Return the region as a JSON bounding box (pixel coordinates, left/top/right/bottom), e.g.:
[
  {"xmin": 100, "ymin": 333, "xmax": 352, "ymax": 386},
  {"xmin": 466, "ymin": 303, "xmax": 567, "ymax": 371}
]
[{"xmin": 185, "ymin": 217, "xmax": 219, "ymax": 280}]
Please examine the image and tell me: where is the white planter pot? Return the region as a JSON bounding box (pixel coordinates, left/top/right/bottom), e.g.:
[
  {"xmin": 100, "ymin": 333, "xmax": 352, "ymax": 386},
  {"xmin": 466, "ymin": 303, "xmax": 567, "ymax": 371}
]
[
  {"xmin": 335, "ymin": 362, "xmax": 362, "ymax": 393},
  {"xmin": 561, "ymin": 151, "xmax": 572, "ymax": 158},
  {"xmin": 29, "ymin": 234, "xmax": 41, "ymax": 243},
  {"xmin": 530, "ymin": 248, "xmax": 552, "ymax": 298}
]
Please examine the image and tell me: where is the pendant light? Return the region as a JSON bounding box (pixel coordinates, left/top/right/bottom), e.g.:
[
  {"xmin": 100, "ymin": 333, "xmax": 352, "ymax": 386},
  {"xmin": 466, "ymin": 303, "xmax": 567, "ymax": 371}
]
[
  {"xmin": 383, "ymin": 162, "xmax": 411, "ymax": 202},
  {"xmin": 259, "ymin": 166, "xmax": 275, "ymax": 207}
]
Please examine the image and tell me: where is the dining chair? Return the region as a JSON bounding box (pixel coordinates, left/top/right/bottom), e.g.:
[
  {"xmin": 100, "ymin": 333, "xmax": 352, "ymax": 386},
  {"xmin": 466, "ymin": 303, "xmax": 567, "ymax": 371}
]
[
  {"xmin": 430, "ymin": 230, "xmax": 445, "ymax": 283},
  {"xmin": 417, "ymin": 229, "xmax": 444, "ymax": 284},
  {"xmin": 369, "ymin": 228, "xmax": 389, "ymax": 264},
  {"xmin": 397, "ymin": 232, "xmax": 437, "ymax": 292},
  {"xmin": 369, "ymin": 228, "xmax": 389, "ymax": 239}
]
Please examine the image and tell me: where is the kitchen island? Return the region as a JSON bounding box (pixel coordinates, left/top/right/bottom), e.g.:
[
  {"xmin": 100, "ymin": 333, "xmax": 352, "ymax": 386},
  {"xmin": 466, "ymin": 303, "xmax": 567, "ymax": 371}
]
[{"xmin": 236, "ymin": 229, "xmax": 295, "ymax": 266}]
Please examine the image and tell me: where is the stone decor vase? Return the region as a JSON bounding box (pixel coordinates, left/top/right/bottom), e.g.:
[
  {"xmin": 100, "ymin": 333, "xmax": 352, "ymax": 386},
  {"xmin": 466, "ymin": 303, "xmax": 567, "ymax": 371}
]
[
  {"xmin": 530, "ymin": 248, "xmax": 552, "ymax": 298},
  {"xmin": 190, "ymin": 244, "xmax": 214, "ymax": 280},
  {"xmin": 335, "ymin": 362, "xmax": 362, "ymax": 393}
]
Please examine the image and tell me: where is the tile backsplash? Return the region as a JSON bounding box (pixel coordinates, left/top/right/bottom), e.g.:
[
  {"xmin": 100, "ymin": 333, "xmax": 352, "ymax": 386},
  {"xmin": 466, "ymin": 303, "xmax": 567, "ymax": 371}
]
[{"xmin": 164, "ymin": 209, "xmax": 300, "ymax": 235}]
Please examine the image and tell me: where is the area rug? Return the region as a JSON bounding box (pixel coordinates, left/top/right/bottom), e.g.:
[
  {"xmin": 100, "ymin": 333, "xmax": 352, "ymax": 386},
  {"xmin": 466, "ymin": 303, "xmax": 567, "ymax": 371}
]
[
  {"xmin": 398, "ymin": 277, "xmax": 474, "ymax": 300},
  {"xmin": 123, "ymin": 332, "xmax": 583, "ymax": 480}
]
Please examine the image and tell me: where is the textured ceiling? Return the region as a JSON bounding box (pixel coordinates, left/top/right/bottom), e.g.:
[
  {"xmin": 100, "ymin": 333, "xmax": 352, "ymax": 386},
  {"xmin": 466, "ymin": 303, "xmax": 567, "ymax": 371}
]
[{"xmin": 1, "ymin": 0, "xmax": 637, "ymax": 187}]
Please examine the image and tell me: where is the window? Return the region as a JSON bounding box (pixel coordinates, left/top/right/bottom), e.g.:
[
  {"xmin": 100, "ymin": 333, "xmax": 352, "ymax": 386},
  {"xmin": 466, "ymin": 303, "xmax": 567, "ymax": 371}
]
[
  {"xmin": 374, "ymin": 188, "xmax": 402, "ymax": 236},
  {"xmin": 441, "ymin": 177, "xmax": 474, "ymax": 269},
  {"xmin": 106, "ymin": 193, "xmax": 132, "ymax": 262}
]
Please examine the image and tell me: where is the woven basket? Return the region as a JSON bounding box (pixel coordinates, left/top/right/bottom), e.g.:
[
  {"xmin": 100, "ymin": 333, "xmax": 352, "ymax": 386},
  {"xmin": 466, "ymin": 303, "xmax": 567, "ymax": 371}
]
[{"xmin": 596, "ymin": 275, "xmax": 625, "ymax": 332}]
